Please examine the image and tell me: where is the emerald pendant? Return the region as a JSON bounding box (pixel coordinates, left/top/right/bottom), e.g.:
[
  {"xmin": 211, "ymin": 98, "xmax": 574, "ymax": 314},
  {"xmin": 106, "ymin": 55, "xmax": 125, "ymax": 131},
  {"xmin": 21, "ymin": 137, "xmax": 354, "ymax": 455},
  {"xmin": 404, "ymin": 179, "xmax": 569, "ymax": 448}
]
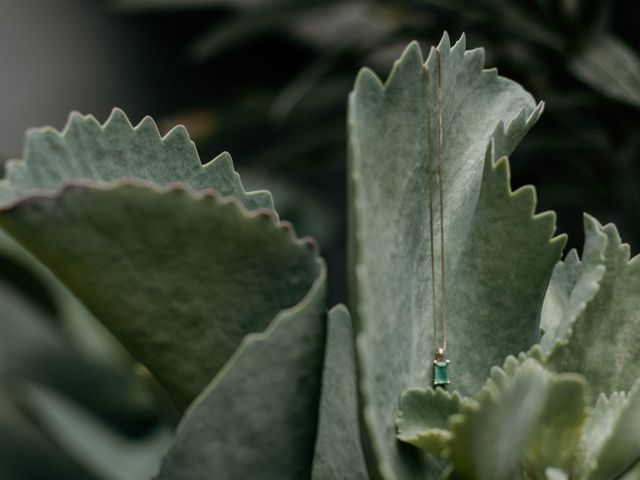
[{"xmin": 433, "ymin": 359, "xmax": 450, "ymax": 387}]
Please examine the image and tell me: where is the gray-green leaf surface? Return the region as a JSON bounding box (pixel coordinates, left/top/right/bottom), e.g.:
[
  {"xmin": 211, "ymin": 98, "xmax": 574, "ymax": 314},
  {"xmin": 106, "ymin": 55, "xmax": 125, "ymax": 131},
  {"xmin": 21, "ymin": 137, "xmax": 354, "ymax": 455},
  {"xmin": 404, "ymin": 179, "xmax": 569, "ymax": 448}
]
[
  {"xmin": 447, "ymin": 360, "xmax": 587, "ymax": 480},
  {"xmin": 156, "ymin": 261, "xmax": 326, "ymax": 480},
  {"xmin": 311, "ymin": 305, "xmax": 369, "ymax": 480},
  {"xmin": 0, "ymin": 108, "xmax": 272, "ymax": 211},
  {"xmin": 348, "ymin": 33, "xmax": 564, "ymax": 479},
  {"xmin": 547, "ymin": 217, "xmax": 640, "ymax": 395},
  {"xmin": 584, "ymin": 380, "xmax": 640, "ymax": 480},
  {"xmin": 540, "ymin": 215, "xmax": 607, "ymax": 352},
  {"xmin": 396, "ymin": 388, "xmax": 469, "ymax": 456},
  {"xmin": 0, "ymin": 182, "xmax": 323, "ymax": 411}
]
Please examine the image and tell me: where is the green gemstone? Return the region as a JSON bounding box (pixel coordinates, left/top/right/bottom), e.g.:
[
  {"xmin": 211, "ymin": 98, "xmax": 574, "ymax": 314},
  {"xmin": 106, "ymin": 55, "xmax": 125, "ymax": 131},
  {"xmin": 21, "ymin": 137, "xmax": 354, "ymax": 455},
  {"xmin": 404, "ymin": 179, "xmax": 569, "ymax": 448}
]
[{"xmin": 433, "ymin": 361, "xmax": 450, "ymax": 387}]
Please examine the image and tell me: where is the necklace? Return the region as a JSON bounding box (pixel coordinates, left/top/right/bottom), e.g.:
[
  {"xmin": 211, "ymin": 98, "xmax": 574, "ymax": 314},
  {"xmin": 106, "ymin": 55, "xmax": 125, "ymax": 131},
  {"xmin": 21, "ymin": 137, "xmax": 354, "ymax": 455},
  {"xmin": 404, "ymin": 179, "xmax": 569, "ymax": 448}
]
[{"xmin": 426, "ymin": 50, "xmax": 450, "ymax": 388}]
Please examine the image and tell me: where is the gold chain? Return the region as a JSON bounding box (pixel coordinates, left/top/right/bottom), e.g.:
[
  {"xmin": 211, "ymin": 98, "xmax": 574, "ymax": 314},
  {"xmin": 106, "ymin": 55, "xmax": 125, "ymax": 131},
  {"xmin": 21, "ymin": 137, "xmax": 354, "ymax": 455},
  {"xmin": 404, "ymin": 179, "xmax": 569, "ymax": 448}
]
[
  {"xmin": 426, "ymin": 49, "xmax": 447, "ymax": 359},
  {"xmin": 437, "ymin": 49, "xmax": 447, "ymax": 355}
]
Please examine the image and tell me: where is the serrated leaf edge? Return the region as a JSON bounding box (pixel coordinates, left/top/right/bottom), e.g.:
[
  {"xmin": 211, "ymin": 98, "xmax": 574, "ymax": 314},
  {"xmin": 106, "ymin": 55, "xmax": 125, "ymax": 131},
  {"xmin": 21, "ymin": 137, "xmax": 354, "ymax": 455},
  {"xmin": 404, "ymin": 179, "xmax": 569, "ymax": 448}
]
[
  {"xmin": 1, "ymin": 108, "xmax": 273, "ymax": 211},
  {"xmin": 544, "ymin": 215, "xmax": 630, "ymax": 361},
  {"xmin": 0, "ymin": 177, "xmax": 317, "ymax": 255},
  {"xmin": 585, "ymin": 379, "xmax": 640, "ymax": 479},
  {"xmin": 349, "ymin": 32, "xmax": 556, "ymax": 480}
]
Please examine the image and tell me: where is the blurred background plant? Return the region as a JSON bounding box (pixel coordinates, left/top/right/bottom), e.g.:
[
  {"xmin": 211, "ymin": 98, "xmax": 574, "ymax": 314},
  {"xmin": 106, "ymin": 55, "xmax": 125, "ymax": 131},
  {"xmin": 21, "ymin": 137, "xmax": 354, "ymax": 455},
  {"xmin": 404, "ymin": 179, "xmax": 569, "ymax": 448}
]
[{"xmin": 2, "ymin": 0, "xmax": 640, "ymax": 305}]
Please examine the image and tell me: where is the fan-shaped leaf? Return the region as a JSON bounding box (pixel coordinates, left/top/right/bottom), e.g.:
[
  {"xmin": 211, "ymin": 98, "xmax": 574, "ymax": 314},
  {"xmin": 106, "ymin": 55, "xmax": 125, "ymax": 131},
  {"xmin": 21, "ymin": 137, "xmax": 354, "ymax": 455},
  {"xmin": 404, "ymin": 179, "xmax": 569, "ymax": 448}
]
[
  {"xmin": 0, "ymin": 182, "xmax": 323, "ymax": 411},
  {"xmin": 349, "ymin": 33, "xmax": 563, "ymax": 479},
  {"xmin": 0, "ymin": 108, "xmax": 271, "ymax": 211}
]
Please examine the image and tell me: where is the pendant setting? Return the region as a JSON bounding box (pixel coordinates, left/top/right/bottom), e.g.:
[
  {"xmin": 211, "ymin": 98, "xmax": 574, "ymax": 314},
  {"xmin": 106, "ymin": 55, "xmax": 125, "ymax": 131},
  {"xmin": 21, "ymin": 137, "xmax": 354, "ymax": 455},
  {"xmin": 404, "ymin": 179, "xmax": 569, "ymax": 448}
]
[{"xmin": 433, "ymin": 347, "xmax": 450, "ymax": 387}]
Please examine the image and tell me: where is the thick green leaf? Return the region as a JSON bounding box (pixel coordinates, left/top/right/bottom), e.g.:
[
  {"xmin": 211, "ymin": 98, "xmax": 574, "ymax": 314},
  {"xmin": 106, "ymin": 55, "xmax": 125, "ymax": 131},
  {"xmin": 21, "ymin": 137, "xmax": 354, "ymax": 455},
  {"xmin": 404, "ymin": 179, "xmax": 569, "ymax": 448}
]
[
  {"xmin": 569, "ymin": 34, "xmax": 640, "ymax": 108},
  {"xmin": 585, "ymin": 380, "xmax": 640, "ymax": 480},
  {"xmin": 349, "ymin": 33, "xmax": 563, "ymax": 479},
  {"xmin": 156, "ymin": 262, "xmax": 326, "ymax": 480},
  {"xmin": 396, "ymin": 388, "xmax": 471, "ymax": 456},
  {"xmin": 548, "ymin": 216, "xmax": 640, "ymax": 394},
  {"xmin": 0, "ymin": 108, "xmax": 272, "ymax": 211},
  {"xmin": 446, "ymin": 148, "xmax": 564, "ymax": 390},
  {"xmin": 0, "ymin": 182, "xmax": 323, "ymax": 411},
  {"xmin": 312, "ymin": 305, "xmax": 369, "ymax": 480},
  {"xmin": 540, "ymin": 215, "xmax": 607, "ymax": 352},
  {"xmin": 447, "ymin": 360, "xmax": 587, "ymax": 480}
]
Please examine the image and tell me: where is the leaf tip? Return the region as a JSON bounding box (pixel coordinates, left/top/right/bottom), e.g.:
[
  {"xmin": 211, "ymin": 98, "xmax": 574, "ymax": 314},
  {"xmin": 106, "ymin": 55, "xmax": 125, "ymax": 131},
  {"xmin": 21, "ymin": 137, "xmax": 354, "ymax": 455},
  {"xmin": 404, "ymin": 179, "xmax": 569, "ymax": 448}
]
[
  {"xmin": 551, "ymin": 232, "xmax": 568, "ymax": 252},
  {"xmin": 328, "ymin": 303, "xmax": 349, "ymax": 318},
  {"xmin": 437, "ymin": 31, "xmax": 453, "ymax": 55},
  {"xmin": 206, "ymin": 150, "xmax": 232, "ymax": 168},
  {"xmin": 162, "ymin": 124, "xmax": 193, "ymax": 146},
  {"xmin": 135, "ymin": 115, "xmax": 162, "ymax": 139},
  {"xmin": 64, "ymin": 110, "xmax": 101, "ymax": 136},
  {"xmin": 352, "ymin": 67, "xmax": 384, "ymax": 96},
  {"xmin": 106, "ymin": 107, "xmax": 131, "ymax": 126},
  {"xmin": 530, "ymin": 101, "xmax": 545, "ymax": 123}
]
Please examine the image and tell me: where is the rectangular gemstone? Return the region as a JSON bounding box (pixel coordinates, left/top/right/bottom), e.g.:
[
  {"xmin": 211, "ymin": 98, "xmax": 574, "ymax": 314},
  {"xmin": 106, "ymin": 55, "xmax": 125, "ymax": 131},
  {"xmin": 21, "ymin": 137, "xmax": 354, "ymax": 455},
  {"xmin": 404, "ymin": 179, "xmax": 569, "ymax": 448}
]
[{"xmin": 433, "ymin": 361, "xmax": 450, "ymax": 386}]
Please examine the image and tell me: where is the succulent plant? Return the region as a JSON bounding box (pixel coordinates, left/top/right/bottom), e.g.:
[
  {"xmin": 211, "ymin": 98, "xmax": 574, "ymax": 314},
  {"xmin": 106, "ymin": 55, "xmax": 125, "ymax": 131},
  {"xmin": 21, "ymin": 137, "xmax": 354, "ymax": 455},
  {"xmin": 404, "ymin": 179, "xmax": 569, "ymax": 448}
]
[{"xmin": 0, "ymin": 32, "xmax": 638, "ymax": 479}]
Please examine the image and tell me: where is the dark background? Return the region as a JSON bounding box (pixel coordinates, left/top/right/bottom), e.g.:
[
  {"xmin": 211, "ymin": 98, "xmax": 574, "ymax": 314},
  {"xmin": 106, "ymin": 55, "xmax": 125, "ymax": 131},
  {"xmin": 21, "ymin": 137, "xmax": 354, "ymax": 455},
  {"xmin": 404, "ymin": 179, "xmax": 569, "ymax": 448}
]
[{"xmin": 1, "ymin": 0, "xmax": 639, "ymax": 306}]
